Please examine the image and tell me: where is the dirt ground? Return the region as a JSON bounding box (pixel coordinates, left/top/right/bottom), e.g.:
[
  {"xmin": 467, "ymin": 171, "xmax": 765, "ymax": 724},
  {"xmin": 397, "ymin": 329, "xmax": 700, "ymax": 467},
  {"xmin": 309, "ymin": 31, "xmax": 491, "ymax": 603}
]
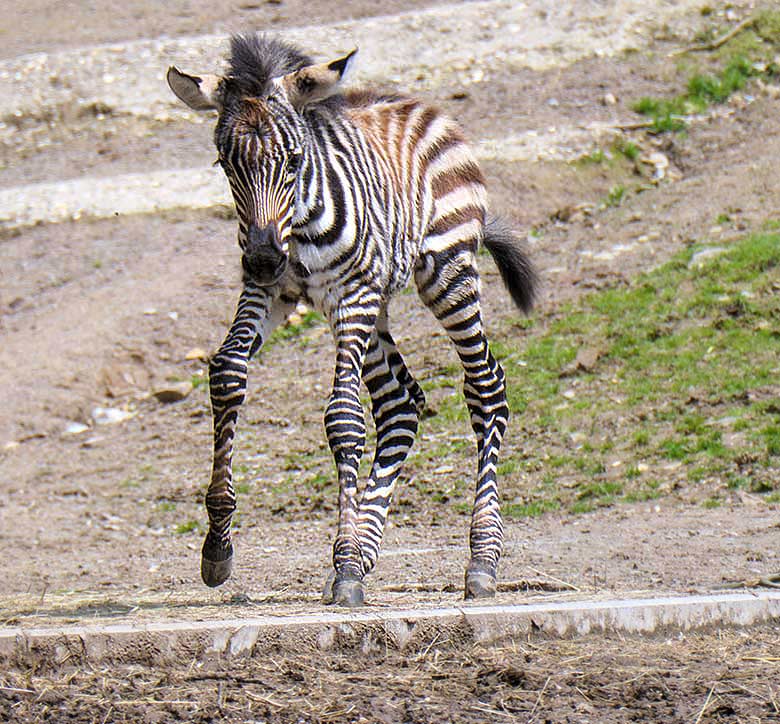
[
  {"xmin": 3, "ymin": 625, "xmax": 780, "ymax": 723},
  {"xmin": 1, "ymin": 0, "xmax": 780, "ymax": 721}
]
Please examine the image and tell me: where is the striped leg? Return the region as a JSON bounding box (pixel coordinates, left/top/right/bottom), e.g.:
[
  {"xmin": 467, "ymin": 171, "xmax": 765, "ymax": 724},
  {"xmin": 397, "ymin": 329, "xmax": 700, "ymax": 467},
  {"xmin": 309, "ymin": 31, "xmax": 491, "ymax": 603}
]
[
  {"xmin": 415, "ymin": 248, "xmax": 508, "ymax": 599},
  {"xmin": 355, "ymin": 312, "xmax": 424, "ymax": 577},
  {"xmin": 324, "ymin": 297, "xmax": 380, "ymax": 606},
  {"xmin": 201, "ymin": 280, "xmax": 295, "ymax": 587}
]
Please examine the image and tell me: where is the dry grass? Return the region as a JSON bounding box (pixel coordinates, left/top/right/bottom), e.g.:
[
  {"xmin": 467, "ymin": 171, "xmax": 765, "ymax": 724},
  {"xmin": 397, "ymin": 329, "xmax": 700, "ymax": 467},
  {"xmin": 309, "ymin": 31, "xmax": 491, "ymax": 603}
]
[{"xmin": 2, "ymin": 625, "xmax": 780, "ymax": 723}]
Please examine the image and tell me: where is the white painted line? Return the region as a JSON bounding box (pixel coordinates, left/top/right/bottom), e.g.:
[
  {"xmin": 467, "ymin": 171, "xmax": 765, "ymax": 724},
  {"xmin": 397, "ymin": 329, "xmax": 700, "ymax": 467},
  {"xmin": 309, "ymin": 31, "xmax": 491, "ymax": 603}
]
[
  {"xmin": 0, "ymin": 124, "xmax": 623, "ymax": 230},
  {"xmin": 0, "ymin": 0, "xmax": 704, "ymax": 130},
  {"xmin": 3, "ymin": 592, "xmax": 778, "ymax": 667}
]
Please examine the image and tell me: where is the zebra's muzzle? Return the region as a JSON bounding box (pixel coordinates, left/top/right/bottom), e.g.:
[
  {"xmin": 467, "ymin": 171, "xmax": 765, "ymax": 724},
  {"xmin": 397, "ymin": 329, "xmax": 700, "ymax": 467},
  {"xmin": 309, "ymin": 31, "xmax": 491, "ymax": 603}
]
[{"xmin": 243, "ymin": 221, "xmax": 288, "ymax": 285}]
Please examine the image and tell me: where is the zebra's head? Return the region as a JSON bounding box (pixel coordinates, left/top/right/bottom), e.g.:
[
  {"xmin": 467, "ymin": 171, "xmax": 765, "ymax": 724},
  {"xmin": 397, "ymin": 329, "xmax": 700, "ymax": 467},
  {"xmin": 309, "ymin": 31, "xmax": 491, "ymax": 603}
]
[{"xmin": 167, "ymin": 36, "xmax": 356, "ymax": 285}]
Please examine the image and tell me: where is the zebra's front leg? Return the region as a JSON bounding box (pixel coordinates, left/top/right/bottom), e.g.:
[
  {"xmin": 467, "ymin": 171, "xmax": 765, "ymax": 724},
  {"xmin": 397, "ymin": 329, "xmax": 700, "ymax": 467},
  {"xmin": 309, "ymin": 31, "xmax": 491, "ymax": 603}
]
[
  {"xmin": 201, "ymin": 281, "xmax": 294, "ymax": 587},
  {"xmin": 323, "ymin": 300, "xmax": 379, "ymax": 606}
]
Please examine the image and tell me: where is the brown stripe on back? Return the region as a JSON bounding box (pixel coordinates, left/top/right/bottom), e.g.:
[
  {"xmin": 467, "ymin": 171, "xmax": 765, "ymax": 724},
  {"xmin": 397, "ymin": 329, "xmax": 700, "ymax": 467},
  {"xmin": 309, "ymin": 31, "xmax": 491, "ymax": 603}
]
[
  {"xmin": 431, "ymin": 160, "xmax": 485, "ymax": 199},
  {"xmin": 407, "ymin": 106, "xmax": 439, "ymax": 150},
  {"xmin": 417, "ymin": 134, "xmax": 458, "ymax": 171},
  {"xmin": 427, "ymin": 205, "xmax": 485, "ymax": 237},
  {"xmin": 347, "ymin": 98, "xmax": 414, "ymax": 150}
]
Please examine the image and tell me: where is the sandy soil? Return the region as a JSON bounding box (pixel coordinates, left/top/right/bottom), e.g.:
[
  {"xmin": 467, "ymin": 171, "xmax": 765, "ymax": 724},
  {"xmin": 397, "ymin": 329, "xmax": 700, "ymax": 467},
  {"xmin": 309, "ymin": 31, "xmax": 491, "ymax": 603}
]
[{"xmin": 1, "ymin": 0, "xmax": 779, "ymax": 720}]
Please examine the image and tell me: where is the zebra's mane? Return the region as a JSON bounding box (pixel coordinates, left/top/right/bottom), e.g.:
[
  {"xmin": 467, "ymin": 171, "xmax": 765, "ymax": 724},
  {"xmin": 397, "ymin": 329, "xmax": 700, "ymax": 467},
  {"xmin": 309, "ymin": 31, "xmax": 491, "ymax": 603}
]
[{"xmin": 225, "ymin": 34, "xmax": 312, "ymax": 98}]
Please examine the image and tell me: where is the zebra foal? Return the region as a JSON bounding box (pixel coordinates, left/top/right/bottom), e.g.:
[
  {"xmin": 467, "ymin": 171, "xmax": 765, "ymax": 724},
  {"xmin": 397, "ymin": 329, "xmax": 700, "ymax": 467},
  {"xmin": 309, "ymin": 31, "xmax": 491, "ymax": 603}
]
[{"xmin": 167, "ymin": 35, "xmax": 537, "ymax": 606}]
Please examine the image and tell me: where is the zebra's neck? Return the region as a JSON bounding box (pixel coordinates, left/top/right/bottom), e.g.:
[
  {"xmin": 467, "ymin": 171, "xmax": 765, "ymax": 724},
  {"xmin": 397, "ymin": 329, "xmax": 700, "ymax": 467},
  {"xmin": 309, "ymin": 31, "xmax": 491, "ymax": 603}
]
[{"xmin": 291, "ymin": 133, "xmax": 326, "ymax": 234}]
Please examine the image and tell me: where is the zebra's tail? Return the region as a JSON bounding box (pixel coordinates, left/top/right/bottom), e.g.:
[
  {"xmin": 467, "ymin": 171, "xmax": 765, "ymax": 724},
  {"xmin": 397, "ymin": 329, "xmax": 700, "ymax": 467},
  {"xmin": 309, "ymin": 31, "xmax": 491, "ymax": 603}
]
[{"xmin": 482, "ymin": 217, "xmax": 538, "ymax": 314}]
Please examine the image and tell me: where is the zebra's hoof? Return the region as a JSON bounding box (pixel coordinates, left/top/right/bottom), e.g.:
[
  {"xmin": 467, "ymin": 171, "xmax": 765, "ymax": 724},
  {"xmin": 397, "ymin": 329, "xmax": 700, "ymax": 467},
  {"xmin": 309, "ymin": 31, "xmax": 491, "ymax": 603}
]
[
  {"xmin": 464, "ymin": 565, "xmax": 497, "ymax": 600},
  {"xmin": 332, "ymin": 578, "xmax": 365, "ymax": 607},
  {"xmin": 201, "ymin": 539, "xmax": 233, "ymax": 588},
  {"xmin": 322, "ymin": 571, "xmax": 365, "ymax": 606}
]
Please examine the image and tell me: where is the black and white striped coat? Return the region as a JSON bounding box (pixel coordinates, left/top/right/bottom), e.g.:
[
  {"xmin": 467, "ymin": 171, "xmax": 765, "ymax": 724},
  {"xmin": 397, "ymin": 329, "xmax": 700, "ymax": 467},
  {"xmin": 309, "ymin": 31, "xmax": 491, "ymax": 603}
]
[{"xmin": 167, "ymin": 35, "xmax": 536, "ymax": 606}]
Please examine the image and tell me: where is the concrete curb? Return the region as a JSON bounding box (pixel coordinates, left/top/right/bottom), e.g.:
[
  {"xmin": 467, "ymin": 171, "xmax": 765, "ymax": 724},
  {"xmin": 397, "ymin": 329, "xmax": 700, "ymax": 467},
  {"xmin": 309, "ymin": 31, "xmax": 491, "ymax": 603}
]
[{"xmin": 2, "ymin": 592, "xmax": 778, "ymax": 669}]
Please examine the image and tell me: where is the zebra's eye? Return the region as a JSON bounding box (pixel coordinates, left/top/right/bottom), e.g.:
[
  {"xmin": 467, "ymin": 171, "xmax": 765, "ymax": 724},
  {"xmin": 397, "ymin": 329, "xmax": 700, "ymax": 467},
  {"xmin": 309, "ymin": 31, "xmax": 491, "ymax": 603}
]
[{"xmin": 286, "ymin": 149, "xmax": 303, "ymax": 174}]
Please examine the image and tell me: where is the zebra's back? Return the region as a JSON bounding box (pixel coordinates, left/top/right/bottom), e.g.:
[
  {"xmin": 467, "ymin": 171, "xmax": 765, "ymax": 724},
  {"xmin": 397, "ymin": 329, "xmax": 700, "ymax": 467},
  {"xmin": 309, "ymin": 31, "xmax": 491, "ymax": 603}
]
[{"xmin": 304, "ymin": 91, "xmax": 489, "ymax": 292}]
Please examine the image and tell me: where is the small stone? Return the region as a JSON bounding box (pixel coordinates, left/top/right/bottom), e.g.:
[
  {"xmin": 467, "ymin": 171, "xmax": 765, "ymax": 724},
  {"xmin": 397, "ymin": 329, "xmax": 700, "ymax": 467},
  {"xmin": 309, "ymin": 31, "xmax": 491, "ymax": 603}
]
[
  {"xmin": 153, "ymin": 381, "xmax": 194, "ymax": 403},
  {"xmin": 64, "ymin": 421, "xmax": 90, "ymax": 435},
  {"xmin": 92, "ymin": 406, "xmax": 135, "ymax": 425},
  {"xmin": 574, "ymin": 347, "xmax": 600, "ymax": 372},
  {"xmin": 602, "ymin": 92, "xmax": 617, "ymax": 106},
  {"xmin": 433, "ymin": 465, "xmax": 455, "ymax": 474},
  {"xmin": 560, "ymin": 347, "xmax": 601, "ymax": 377},
  {"xmin": 185, "ymin": 347, "xmax": 208, "ymax": 362},
  {"xmin": 640, "ymin": 151, "xmax": 669, "ymax": 181},
  {"xmin": 101, "ymin": 363, "xmax": 144, "ymax": 398}
]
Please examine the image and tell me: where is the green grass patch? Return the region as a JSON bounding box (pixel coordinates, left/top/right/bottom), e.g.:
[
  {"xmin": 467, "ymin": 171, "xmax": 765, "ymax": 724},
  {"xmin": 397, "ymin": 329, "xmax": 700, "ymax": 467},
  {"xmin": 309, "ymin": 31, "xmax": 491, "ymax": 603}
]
[
  {"xmin": 504, "ymin": 499, "xmax": 561, "ymax": 519},
  {"xmin": 494, "ymin": 231, "xmax": 780, "ymax": 514},
  {"xmin": 602, "ymin": 184, "xmax": 627, "ymax": 208},
  {"xmin": 175, "ymin": 520, "xmax": 201, "ymax": 535},
  {"xmin": 764, "ymin": 425, "xmax": 780, "ymax": 456},
  {"xmin": 614, "ymin": 139, "xmax": 640, "ymax": 162},
  {"xmin": 633, "ymin": 54, "xmax": 763, "ymax": 132},
  {"xmin": 702, "ymin": 497, "xmax": 722, "ymax": 509},
  {"xmin": 575, "ymin": 149, "xmax": 609, "ymax": 166},
  {"xmin": 191, "ymin": 373, "xmax": 208, "ymax": 390},
  {"xmin": 266, "ymin": 309, "xmax": 326, "ymax": 349},
  {"xmin": 714, "ymin": 10, "xmax": 780, "ymax": 64}
]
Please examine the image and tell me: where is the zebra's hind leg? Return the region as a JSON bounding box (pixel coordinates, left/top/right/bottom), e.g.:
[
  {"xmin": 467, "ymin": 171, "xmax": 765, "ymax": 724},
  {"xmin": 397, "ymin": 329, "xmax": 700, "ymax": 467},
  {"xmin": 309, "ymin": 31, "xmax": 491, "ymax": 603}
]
[
  {"xmin": 415, "ymin": 249, "xmax": 508, "ymax": 599},
  {"xmin": 201, "ymin": 281, "xmax": 295, "ymax": 587},
  {"xmin": 329, "ymin": 313, "xmax": 424, "ymax": 600},
  {"xmin": 322, "ymin": 320, "xmax": 422, "ymax": 605},
  {"xmin": 324, "ymin": 295, "xmax": 381, "ymax": 606}
]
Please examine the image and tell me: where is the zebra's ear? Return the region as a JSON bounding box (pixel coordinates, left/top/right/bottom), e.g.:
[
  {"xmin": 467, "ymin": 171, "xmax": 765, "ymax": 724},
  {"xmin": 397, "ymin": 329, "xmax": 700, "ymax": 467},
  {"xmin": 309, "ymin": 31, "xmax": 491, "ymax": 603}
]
[
  {"xmin": 167, "ymin": 67, "xmax": 223, "ymax": 111},
  {"xmin": 277, "ymin": 49, "xmax": 357, "ymax": 110}
]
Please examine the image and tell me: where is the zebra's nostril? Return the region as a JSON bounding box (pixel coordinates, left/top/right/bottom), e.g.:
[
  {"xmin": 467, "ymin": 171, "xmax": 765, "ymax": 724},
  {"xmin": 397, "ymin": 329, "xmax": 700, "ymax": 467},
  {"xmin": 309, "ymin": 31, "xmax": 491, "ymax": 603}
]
[
  {"xmin": 242, "ymin": 224, "xmax": 288, "ymax": 284},
  {"xmin": 242, "ymin": 250, "xmax": 287, "ymax": 284}
]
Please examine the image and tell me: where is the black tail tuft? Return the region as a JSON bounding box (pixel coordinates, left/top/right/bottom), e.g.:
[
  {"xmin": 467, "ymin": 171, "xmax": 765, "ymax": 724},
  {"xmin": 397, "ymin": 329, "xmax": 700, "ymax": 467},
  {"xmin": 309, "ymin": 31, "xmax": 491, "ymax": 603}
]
[{"xmin": 482, "ymin": 218, "xmax": 538, "ymax": 314}]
